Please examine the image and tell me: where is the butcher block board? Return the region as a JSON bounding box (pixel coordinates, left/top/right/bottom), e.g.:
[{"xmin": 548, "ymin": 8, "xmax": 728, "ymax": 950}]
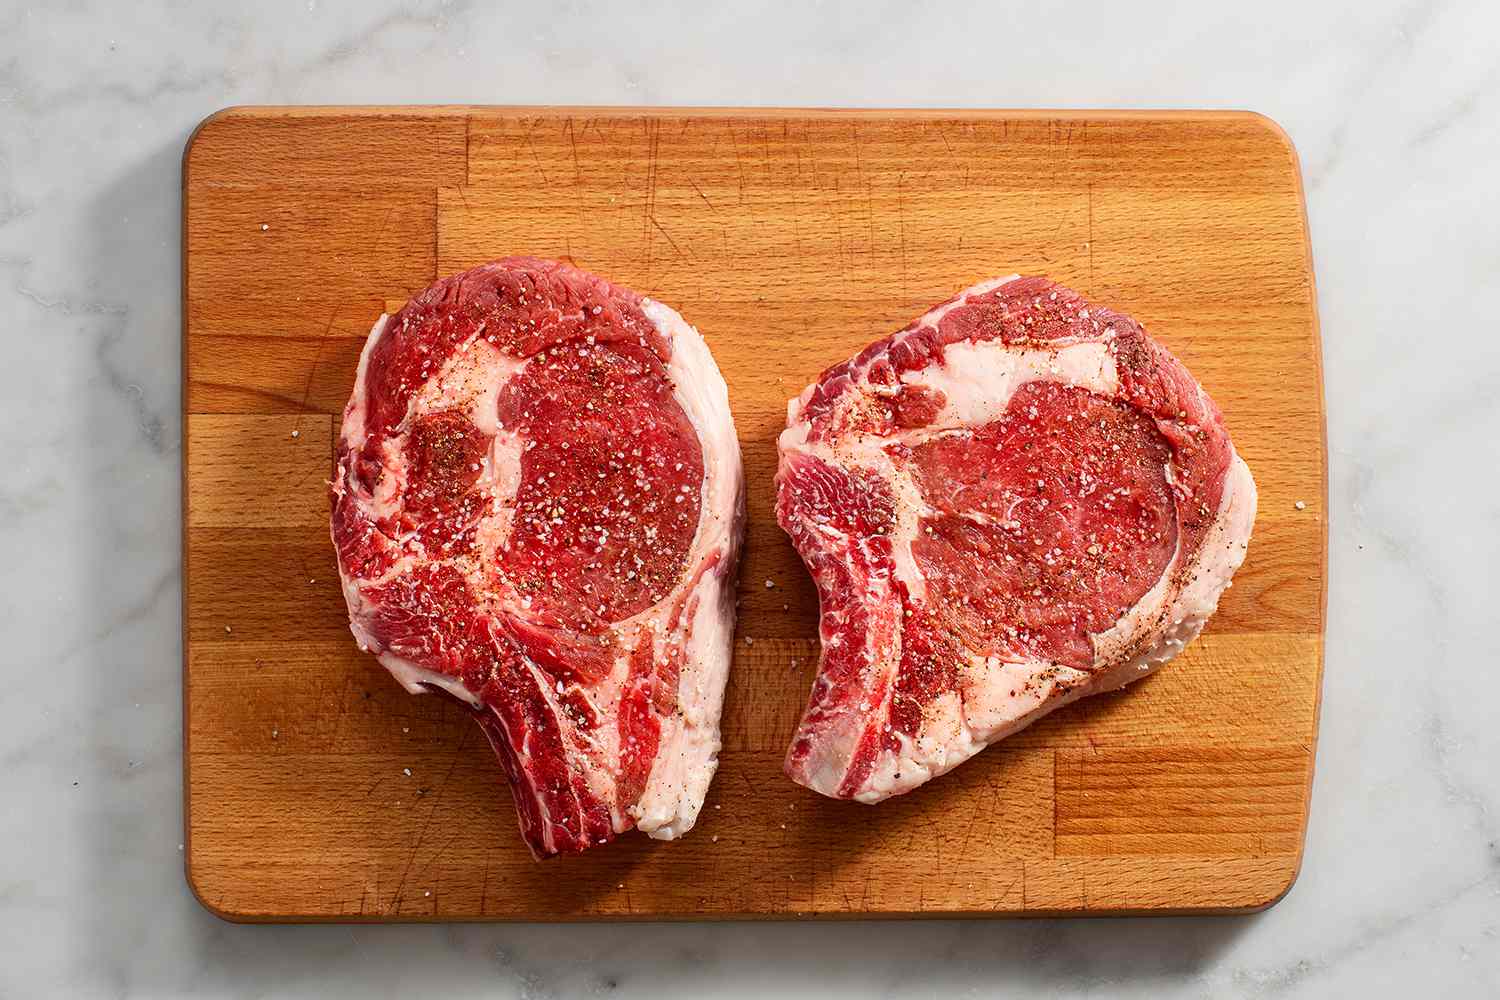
[{"xmin": 183, "ymin": 107, "xmax": 1326, "ymax": 921}]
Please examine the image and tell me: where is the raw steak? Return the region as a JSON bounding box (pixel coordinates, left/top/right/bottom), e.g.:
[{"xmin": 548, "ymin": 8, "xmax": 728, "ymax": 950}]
[
  {"xmin": 331, "ymin": 258, "xmax": 744, "ymax": 855},
  {"xmin": 777, "ymin": 275, "xmax": 1256, "ymax": 802}
]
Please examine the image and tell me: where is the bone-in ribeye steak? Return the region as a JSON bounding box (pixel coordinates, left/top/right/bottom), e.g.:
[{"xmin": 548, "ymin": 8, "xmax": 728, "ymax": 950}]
[
  {"xmin": 331, "ymin": 258, "xmax": 743, "ymax": 856},
  {"xmin": 777, "ymin": 275, "xmax": 1256, "ymax": 802}
]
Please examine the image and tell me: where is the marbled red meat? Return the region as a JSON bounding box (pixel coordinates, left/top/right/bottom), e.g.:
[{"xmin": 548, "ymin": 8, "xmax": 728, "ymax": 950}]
[
  {"xmin": 331, "ymin": 258, "xmax": 743, "ymax": 855},
  {"xmin": 777, "ymin": 275, "xmax": 1256, "ymax": 802}
]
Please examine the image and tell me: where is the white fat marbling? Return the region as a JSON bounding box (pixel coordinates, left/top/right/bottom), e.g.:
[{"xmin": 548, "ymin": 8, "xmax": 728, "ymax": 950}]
[
  {"xmin": 3, "ymin": 1, "xmax": 1497, "ymax": 997},
  {"xmin": 629, "ymin": 297, "xmax": 744, "ymax": 841},
  {"xmin": 902, "ymin": 338, "xmax": 1119, "ymax": 427}
]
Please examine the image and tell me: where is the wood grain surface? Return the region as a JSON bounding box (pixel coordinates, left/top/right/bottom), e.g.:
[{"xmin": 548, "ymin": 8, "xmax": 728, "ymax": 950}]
[{"xmin": 182, "ymin": 107, "xmax": 1327, "ymax": 920}]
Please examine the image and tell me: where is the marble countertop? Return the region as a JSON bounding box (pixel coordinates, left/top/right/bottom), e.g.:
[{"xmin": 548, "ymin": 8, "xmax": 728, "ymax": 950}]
[{"xmin": 4, "ymin": 0, "xmax": 1497, "ymax": 996}]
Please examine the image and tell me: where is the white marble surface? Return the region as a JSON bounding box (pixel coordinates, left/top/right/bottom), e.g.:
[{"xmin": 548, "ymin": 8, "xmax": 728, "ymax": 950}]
[{"xmin": 2, "ymin": 0, "xmax": 1497, "ymax": 996}]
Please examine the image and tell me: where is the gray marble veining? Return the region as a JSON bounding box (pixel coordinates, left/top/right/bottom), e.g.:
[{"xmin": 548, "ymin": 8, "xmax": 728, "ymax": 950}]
[{"xmin": 2, "ymin": 0, "xmax": 1497, "ymax": 996}]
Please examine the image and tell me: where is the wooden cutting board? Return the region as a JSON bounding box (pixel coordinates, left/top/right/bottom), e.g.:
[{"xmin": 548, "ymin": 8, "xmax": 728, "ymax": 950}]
[{"xmin": 183, "ymin": 107, "xmax": 1326, "ymax": 920}]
